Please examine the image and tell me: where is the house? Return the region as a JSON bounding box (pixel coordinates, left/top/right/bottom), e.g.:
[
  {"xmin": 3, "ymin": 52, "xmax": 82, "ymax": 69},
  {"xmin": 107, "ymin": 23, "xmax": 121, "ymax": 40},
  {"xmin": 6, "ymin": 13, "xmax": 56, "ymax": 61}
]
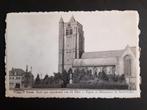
[{"xmin": 9, "ymin": 65, "xmax": 34, "ymax": 89}]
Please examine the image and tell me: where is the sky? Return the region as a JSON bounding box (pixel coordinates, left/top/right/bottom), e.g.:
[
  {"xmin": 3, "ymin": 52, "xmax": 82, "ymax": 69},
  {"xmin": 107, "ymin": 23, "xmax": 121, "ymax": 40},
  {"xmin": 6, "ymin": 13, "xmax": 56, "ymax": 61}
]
[{"xmin": 6, "ymin": 11, "xmax": 139, "ymax": 77}]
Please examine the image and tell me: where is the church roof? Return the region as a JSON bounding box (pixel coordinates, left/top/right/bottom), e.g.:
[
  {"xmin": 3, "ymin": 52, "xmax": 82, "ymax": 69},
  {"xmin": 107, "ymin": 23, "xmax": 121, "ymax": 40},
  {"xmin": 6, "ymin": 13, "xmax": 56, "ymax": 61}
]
[
  {"xmin": 73, "ymin": 58, "xmax": 117, "ymax": 67},
  {"xmin": 73, "ymin": 46, "xmax": 136, "ymax": 67},
  {"xmin": 81, "ymin": 47, "xmax": 136, "ymax": 59},
  {"xmin": 81, "ymin": 50, "xmax": 123, "ymax": 59}
]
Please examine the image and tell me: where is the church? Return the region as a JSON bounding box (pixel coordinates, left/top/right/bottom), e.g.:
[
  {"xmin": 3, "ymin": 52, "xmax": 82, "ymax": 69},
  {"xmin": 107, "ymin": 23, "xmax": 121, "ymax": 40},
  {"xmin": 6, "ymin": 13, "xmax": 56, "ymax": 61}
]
[{"xmin": 58, "ymin": 16, "xmax": 137, "ymax": 89}]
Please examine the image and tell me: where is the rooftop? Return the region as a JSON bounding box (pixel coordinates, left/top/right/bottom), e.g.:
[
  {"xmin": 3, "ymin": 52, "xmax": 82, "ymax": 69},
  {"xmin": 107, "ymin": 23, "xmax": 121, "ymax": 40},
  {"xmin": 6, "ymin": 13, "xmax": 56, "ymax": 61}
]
[
  {"xmin": 9, "ymin": 68, "xmax": 25, "ymax": 76},
  {"xmin": 81, "ymin": 47, "xmax": 136, "ymax": 59}
]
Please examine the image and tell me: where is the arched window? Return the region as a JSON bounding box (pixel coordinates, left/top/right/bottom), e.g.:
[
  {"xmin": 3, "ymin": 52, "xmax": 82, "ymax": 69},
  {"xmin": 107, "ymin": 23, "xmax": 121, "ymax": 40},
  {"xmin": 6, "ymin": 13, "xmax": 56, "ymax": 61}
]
[
  {"xmin": 66, "ymin": 29, "xmax": 69, "ymax": 35},
  {"xmin": 70, "ymin": 29, "xmax": 72, "ymax": 34},
  {"xmin": 124, "ymin": 55, "xmax": 132, "ymax": 76}
]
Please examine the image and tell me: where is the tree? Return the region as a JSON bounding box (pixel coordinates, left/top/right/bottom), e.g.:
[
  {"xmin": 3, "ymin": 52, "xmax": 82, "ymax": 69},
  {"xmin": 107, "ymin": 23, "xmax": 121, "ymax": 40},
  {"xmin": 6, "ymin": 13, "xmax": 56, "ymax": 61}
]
[
  {"xmin": 73, "ymin": 69, "xmax": 80, "ymax": 83},
  {"xmin": 22, "ymin": 71, "xmax": 34, "ymax": 88},
  {"xmin": 98, "ymin": 70, "xmax": 108, "ymax": 81},
  {"xmin": 54, "ymin": 72, "xmax": 62, "ymax": 84},
  {"xmin": 119, "ymin": 74, "xmax": 126, "ymax": 83},
  {"xmin": 42, "ymin": 74, "xmax": 49, "ymax": 86},
  {"xmin": 68, "ymin": 68, "xmax": 72, "ymax": 75},
  {"xmin": 48, "ymin": 76, "xmax": 54, "ymax": 85},
  {"xmin": 34, "ymin": 74, "xmax": 41, "ymax": 87},
  {"xmin": 61, "ymin": 70, "xmax": 70, "ymax": 87}
]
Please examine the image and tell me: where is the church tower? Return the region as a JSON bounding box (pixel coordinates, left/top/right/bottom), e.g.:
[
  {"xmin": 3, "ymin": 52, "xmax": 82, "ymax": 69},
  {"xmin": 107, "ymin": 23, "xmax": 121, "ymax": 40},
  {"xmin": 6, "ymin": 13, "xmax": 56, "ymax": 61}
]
[
  {"xmin": 58, "ymin": 16, "xmax": 84, "ymax": 73},
  {"xmin": 58, "ymin": 17, "xmax": 64, "ymax": 73}
]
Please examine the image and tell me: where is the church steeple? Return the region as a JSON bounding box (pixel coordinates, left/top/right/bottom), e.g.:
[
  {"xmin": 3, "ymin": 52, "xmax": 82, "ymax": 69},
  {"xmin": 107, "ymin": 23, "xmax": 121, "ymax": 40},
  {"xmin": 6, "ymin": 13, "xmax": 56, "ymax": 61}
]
[
  {"xmin": 69, "ymin": 16, "xmax": 75, "ymax": 22},
  {"xmin": 59, "ymin": 16, "xmax": 64, "ymax": 23}
]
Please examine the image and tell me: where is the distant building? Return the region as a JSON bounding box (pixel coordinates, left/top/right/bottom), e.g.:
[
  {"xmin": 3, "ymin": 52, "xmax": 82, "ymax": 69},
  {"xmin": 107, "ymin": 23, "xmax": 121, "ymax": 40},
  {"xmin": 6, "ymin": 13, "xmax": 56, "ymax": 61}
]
[
  {"xmin": 9, "ymin": 68, "xmax": 25, "ymax": 89},
  {"xmin": 9, "ymin": 65, "xmax": 34, "ymax": 89},
  {"xmin": 58, "ymin": 16, "xmax": 137, "ymax": 89}
]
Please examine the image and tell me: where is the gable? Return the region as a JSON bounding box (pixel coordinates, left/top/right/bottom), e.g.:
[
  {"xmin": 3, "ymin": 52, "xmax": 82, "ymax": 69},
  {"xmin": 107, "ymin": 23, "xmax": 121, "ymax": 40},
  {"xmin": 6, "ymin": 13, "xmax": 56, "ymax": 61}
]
[{"xmin": 121, "ymin": 46, "xmax": 136, "ymax": 59}]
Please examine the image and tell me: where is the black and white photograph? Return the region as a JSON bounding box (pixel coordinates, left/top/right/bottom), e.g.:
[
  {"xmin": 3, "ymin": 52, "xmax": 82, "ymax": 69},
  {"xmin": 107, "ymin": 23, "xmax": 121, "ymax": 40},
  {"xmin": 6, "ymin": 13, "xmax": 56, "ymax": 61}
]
[{"xmin": 5, "ymin": 11, "xmax": 140, "ymax": 98}]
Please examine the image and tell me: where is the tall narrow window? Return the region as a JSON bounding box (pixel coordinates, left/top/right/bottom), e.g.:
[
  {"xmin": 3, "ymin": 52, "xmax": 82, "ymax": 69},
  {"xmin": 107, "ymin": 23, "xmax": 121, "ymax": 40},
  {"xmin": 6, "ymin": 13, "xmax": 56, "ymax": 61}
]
[
  {"xmin": 124, "ymin": 55, "xmax": 131, "ymax": 75},
  {"xmin": 66, "ymin": 29, "xmax": 69, "ymax": 35},
  {"xmin": 66, "ymin": 28, "xmax": 72, "ymax": 35},
  {"xmin": 70, "ymin": 29, "xmax": 72, "ymax": 34}
]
